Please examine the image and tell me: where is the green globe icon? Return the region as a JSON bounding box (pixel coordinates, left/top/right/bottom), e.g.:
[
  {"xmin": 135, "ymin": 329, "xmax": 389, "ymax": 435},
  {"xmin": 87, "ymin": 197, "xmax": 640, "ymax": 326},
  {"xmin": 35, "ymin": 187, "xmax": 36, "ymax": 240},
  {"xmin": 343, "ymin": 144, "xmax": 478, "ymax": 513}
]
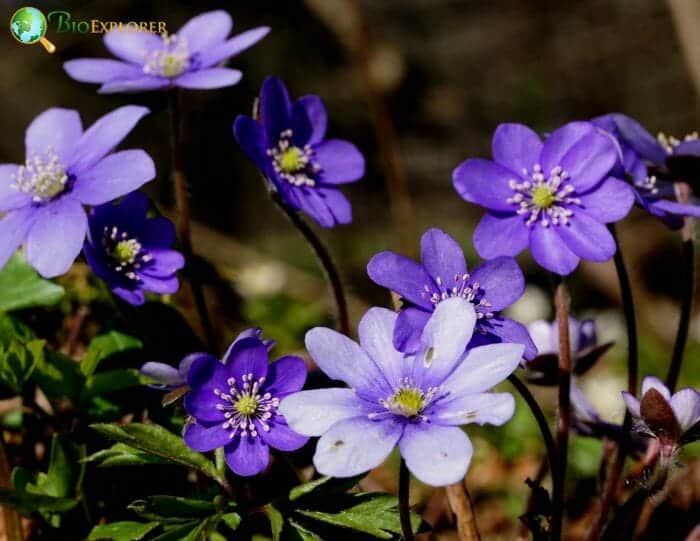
[{"xmin": 10, "ymin": 7, "xmax": 55, "ymax": 52}]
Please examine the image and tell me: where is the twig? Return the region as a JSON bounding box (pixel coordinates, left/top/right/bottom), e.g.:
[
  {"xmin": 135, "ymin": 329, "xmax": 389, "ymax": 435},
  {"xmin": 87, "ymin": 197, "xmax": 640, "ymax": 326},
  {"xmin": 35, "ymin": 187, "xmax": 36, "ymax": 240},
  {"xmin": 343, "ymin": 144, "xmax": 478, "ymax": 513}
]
[
  {"xmin": 167, "ymin": 89, "xmax": 217, "ymax": 352},
  {"xmin": 551, "ymin": 275, "xmax": 571, "ymax": 541},
  {"xmin": 398, "ymin": 458, "xmax": 414, "ymax": 541},
  {"xmin": 446, "ymin": 481, "xmax": 481, "ymax": 541},
  {"xmin": 271, "ymin": 193, "xmax": 350, "ymax": 336}
]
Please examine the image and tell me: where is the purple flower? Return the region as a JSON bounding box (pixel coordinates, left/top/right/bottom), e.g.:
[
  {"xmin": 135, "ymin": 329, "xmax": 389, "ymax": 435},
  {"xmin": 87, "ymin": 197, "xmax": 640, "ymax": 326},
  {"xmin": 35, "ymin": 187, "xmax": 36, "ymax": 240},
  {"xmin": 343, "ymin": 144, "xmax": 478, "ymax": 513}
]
[
  {"xmin": 141, "ymin": 328, "xmax": 276, "ymax": 390},
  {"xmin": 84, "ymin": 192, "xmax": 184, "ymax": 305},
  {"xmin": 367, "ymin": 228, "xmax": 536, "ymax": 360},
  {"xmin": 183, "ymin": 336, "xmax": 308, "ymax": 476},
  {"xmin": 280, "ymin": 298, "xmax": 523, "ymax": 486},
  {"xmin": 64, "ymin": 11, "xmax": 268, "ymax": 93},
  {"xmin": 453, "ymin": 122, "xmax": 635, "ymax": 275},
  {"xmin": 622, "ymin": 376, "xmax": 700, "ymax": 457},
  {"xmin": 0, "ymin": 106, "xmax": 154, "ymax": 277},
  {"xmin": 592, "ymin": 114, "xmax": 700, "ymax": 229},
  {"xmin": 233, "ymin": 77, "xmax": 365, "ymax": 227}
]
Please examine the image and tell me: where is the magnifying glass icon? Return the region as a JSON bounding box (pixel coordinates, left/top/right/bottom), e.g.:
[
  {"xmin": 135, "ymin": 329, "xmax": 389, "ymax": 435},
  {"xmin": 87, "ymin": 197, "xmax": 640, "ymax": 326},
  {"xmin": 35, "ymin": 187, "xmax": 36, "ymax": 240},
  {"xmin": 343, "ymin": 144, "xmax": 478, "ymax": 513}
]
[{"xmin": 10, "ymin": 7, "xmax": 56, "ymax": 54}]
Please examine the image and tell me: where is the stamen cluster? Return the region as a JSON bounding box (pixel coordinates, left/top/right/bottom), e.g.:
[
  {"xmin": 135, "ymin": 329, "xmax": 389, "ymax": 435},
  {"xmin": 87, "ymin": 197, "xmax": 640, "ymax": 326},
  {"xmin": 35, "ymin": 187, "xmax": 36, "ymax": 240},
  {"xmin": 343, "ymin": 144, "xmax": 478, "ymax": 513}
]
[
  {"xmin": 423, "ymin": 274, "xmax": 493, "ymax": 319},
  {"xmin": 214, "ymin": 373, "xmax": 280, "ymax": 439},
  {"xmin": 143, "ymin": 34, "xmax": 191, "ymax": 78},
  {"xmin": 267, "ymin": 129, "xmax": 319, "ymax": 187},
  {"xmin": 12, "ymin": 149, "xmax": 68, "ymax": 203},
  {"xmin": 101, "ymin": 226, "xmax": 152, "ymax": 281}
]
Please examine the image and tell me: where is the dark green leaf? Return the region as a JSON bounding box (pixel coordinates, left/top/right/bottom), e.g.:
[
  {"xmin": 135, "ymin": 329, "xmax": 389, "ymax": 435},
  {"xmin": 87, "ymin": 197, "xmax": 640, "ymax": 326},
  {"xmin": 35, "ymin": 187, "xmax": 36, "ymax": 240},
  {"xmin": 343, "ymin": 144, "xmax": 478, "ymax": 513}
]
[
  {"xmin": 265, "ymin": 504, "xmax": 284, "ymax": 541},
  {"xmin": 220, "ymin": 512, "xmax": 241, "ymax": 532},
  {"xmin": 289, "ymin": 475, "xmax": 363, "ymax": 502},
  {"xmin": 128, "ymin": 496, "xmax": 215, "ymax": 522},
  {"xmin": 182, "ymin": 519, "xmax": 210, "ymax": 541},
  {"xmin": 28, "ymin": 434, "xmax": 85, "ymax": 498},
  {"xmin": 0, "ymin": 339, "xmax": 43, "ymax": 393},
  {"xmin": 0, "ymin": 254, "xmax": 64, "ymax": 311},
  {"xmin": 287, "ymin": 519, "xmax": 322, "ymax": 541},
  {"xmin": 0, "ymin": 487, "xmax": 77, "ymax": 515},
  {"xmin": 150, "ymin": 522, "xmax": 199, "ymax": 541},
  {"xmin": 82, "ymin": 369, "xmax": 145, "ymax": 399},
  {"xmin": 31, "ymin": 350, "xmax": 83, "ymax": 402},
  {"xmin": 11, "ymin": 467, "xmax": 33, "ymax": 491},
  {"xmin": 89, "ymin": 423, "xmax": 221, "ymax": 483},
  {"xmin": 82, "ymin": 331, "xmax": 142, "ymax": 377},
  {"xmin": 87, "ymin": 521, "xmax": 159, "ymax": 541},
  {"xmin": 84, "ymin": 443, "xmax": 171, "ymax": 468}
]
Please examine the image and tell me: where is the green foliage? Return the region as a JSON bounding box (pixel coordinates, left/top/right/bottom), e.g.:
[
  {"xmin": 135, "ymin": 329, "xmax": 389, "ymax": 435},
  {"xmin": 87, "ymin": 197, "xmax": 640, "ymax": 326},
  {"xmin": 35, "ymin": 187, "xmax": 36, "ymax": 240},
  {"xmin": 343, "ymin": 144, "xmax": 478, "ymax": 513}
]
[
  {"xmin": 84, "ymin": 443, "xmax": 172, "ymax": 468},
  {"xmin": 128, "ymin": 496, "xmax": 216, "ymax": 522},
  {"xmin": 89, "ymin": 423, "xmax": 223, "ymax": 484},
  {"xmin": 0, "ymin": 488, "xmax": 78, "ymax": 515},
  {"xmin": 88, "ymin": 521, "xmax": 159, "ymax": 541},
  {"xmin": 0, "ymin": 253, "xmax": 64, "ymax": 312},
  {"xmin": 81, "ymin": 331, "xmax": 143, "ymax": 377},
  {"xmin": 0, "ymin": 337, "xmax": 44, "ymax": 394}
]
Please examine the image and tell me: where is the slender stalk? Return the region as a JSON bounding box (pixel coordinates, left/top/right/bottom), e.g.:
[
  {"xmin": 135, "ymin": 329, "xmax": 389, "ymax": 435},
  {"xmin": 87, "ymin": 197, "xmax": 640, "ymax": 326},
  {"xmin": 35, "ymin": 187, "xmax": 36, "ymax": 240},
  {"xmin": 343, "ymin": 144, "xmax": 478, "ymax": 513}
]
[
  {"xmin": 585, "ymin": 226, "xmax": 639, "ymax": 541},
  {"xmin": 0, "ymin": 436, "xmax": 23, "ymax": 541},
  {"xmin": 271, "ymin": 193, "xmax": 350, "ymax": 336},
  {"xmin": 666, "ymin": 184, "xmax": 695, "ymax": 392},
  {"xmin": 551, "ymin": 275, "xmax": 571, "ymax": 541},
  {"xmin": 507, "ymin": 375, "xmax": 559, "ymax": 489},
  {"xmin": 446, "ymin": 482, "xmax": 481, "ymax": 541},
  {"xmin": 398, "ymin": 458, "xmax": 414, "ymax": 541},
  {"xmin": 167, "ymin": 90, "xmax": 217, "ymax": 351}
]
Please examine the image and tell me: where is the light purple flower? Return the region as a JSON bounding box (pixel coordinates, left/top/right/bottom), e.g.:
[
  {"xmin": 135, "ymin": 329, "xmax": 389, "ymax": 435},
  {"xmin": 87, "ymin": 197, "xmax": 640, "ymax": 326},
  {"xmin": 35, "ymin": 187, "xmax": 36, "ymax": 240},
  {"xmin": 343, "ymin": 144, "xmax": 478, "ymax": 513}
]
[
  {"xmin": 280, "ymin": 298, "xmax": 523, "ymax": 486},
  {"xmin": 64, "ymin": 11, "xmax": 269, "ymax": 93},
  {"xmin": 622, "ymin": 376, "xmax": 700, "ymax": 457},
  {"xmin": 183, "ymin": 335, "xmax": 307, "ymax": 476},
  {"xmin": 367, "ymin": 228, "xmax": 536, "ymax": 359},
  {"xmin": 141, "ymin": 328, "xmax": 275, "ymax": 390},
  {"xmin": 453, "ymin": 122, "xmax": 635, "ymax": 275},
  {"xmin": 234, "ymin": 76, "xmax": 365, "ymax": 227},
  {"xmin": 0, "ymin": 106, "xmax": 154, "ymax": 277},
  {"xmin": 592, "ymin": 114, "xmax": 700, "ymax": 229}
]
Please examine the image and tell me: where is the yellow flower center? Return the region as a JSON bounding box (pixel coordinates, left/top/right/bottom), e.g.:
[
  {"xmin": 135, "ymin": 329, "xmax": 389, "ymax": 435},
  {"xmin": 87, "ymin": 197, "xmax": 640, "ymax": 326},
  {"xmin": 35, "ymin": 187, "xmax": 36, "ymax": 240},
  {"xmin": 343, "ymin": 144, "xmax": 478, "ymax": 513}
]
[
  {"xmin": 531, "ymin": 185, "xmax": 556, "ymax": 208},
  {"xmin": 235, "ymin": 395, "xmax": 259, "ymax": 416},
  {"xmin": 279, "ymin": 147, "xmax": 305, "ymax": 173},
  {"xmin": 391, "ymin": 388, "xmax": 425, "ymax": 417},
  {"xmin": 112, "ymin": 239, "xmax": 141, "ymax": 264},
  {"xmin": 161, "ymin": 53, "xmax": 187, "ymax": 77}
]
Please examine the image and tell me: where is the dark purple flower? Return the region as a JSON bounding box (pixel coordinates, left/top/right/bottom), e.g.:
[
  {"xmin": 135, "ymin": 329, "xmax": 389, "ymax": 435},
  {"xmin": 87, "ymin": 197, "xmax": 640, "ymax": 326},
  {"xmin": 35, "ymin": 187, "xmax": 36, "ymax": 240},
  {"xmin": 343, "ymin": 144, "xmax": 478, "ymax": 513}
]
[
  {"xmin": 233, "ymin": 76, "xmax": 365, "ymax": 227},
  {"xmin": 453, "ymin": 122, "xmax": 635, "ymax": 275},
  {"xmin": 64, "ymin": 11, "xmax": 268, "ymax": 93},
  {"xmin": 183, "ymin": 336, "xmax": 308, "ymax": 476},
  {"xmin": 367, "ymin": 228, "xmax": 536, "ymax": 359},
  {"xmin": 622, "ymin": 376, "xmax": 700, "ymax": 457},
  {"xmin": 141, "ymin": 328, "xmax": 275, "ymax": 390},
  {"xmin": 281, "ymin": 299, "xmax": 523, "ymax": 486},
  {"xmin": 0, "ymin": 106, "xmax": 154, "ymax": 277},
  {"xmin": 84, "ymin": 192, "xmax": 184, "ymax": 305},
  {"xmin": 592, "ymin": 114, "xmax": 700, "ymax": 229}
]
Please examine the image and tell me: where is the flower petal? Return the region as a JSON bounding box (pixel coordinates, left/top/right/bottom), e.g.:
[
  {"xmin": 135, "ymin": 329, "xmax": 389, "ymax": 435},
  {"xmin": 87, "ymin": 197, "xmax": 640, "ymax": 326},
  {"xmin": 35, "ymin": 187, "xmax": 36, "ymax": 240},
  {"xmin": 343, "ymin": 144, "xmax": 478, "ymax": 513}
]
[
  {"xmin": 0, "ymin": 164, "xmax": 30, "ymax": 212},
  {"xmin": 560, "ymin": 131, "xmax": 619, "ymax": 192},
  {"xmin": 63, "ymin": 59, "xmax": 144, "ymax": 83},
  {"xmin": 474, "ymin": 316, "xmax": 538, "ymax": 361},
  {"xmin": 529, "ymin": 224, "xmax": 579, "ymax": 275},
  {"xmin": 98, "ymin": 77, "xmax": 170, "ymax": 94},
  {"xmin": 367, "ymin": 251, "xmax": 434, "ymax": 309},
  {"xmin": 138, "ymin": 274, "xmax": 179, "ymax": 295},
  {"xmin": 652, "ymin": 199, "xmax": 700, "ymax": 220},
  {"xmin": 555, "ymin": 212, "xmax": 616, "ymax": 262},
  {"xmin": 69, "ymin": 106, "xmax": 150, "ymax": 174},
  {"xmin": 184, "ymin": 422, "xmax": 230, "ymax": 452},
  {"xmin": 492, "ymin": 123, "xmax": 543, "ymax": 173},
  {"xmin": 540, "ymin": 122, "xmax": 594, "ymax": 176},
  {"xmin": 613, "ymin": 114, "xmax": 667, "ymax": 165},
  {"xmin": 315, "ymin": 140, "xmax": 365, "ymax": 184},
  {"xmin": 0, "ymin": 207, "xmax": 34, "ymax": 270},
  {"xmin": 228, "ymin": 339, "xmax": 269, "ymax": 382},
  {"xmin": 25, "ymin": 197, "xmax": 87, "ymax": 278},
  {"xmin": 293, "ymin": 188, "xmax": 340, "ymax": 227},
  {"xmin": 393, "ymin": 307, "xmax": 431, "ymax": 354},
  {"xmin": 527, "ymin": 320, "xmax": 555, "ymax": 355},
  {"xmin": 25, "ymin": 108, "xmax": 83, "ymax": 164},
  {"xmin": 641, "ymin": 376, "xmax": 671, "ymax": 401},
  {"xmin": 358, "ymin": 308, "xmax": 405, "ymax": 387},
  {"xmin": 140, "ymin": 217, "xmax": 176, "ymax": 248},
  {"xmin": 178, "ymin": 10, "xmax": 232, "ymax": 54},
  {"xmin": 420, "ymin": 228, "xmax": 467, "ymax": 284},
  {"xmin": 313, "ymin": 417, "xmax": 402, "ymax": 478},
  {"xmin": 140, "ymin": 362, "xmax": 183, "ymax": 387},
  {"xmin": 233, "ymin": 115, "xmax": 269, "ymax": 170},
  {"xmin": 473, "ymin": 212, "xmax": 529, "ymax": 259},
  {"xmin": 469, "ymin": 256, "xmax": 523, "ymax": 311},
  {"xmin": 432, "ymin": 392, "xmax": 515, "ymax": 427},
  {"xmin": 440, "ymin": 343, "xmax": 524, "ymax": 397},
  {"xmin": 399, "ymin": 424, "xmax": 472, "ymax": 487},
  {"xmin": 265, "ymin": 355, "xmax": 307, "ymax": 397},
  {"xmin": 104, "ymin": 30, "xmax": 162, "ymax": 64},
  {"xmin": 225, "ymin": 435, "xmax": 270, "ymax": 477},
  {"xmin": 140, "ymin": 249, "xmax": 185, "ymax": 278},
  {"xmin": 72, "ymin": 150, "xmax": 155, "ymax": 205},
  {"xmin": 621, "ymin": 391, "xmax": 641, "ymax": 418},
  {"xmin": 297, "ymin": 96, "xmax": 327, "ymax": 145},
  {"xmin": 199, "ymin": 27, "xmax": 270, "ymax": 67},
  {"xmin": 578, "ymin": 177, "xmax": 635, "ymax": 223},
  {"xmin": 280, "ymin": 388, "xmax": 377, "ymax": 436},
  {"xmin": 260, "ymin": 76, "xmax": 291, "ymax": 141},
  {"xmin": 452, "ymin": 158, "xmax": 518, "ymax": 212},
  {"xmin": 304, "ymin": 327, "xmax": 392, "ymax": 400},
  {"xmin": 316, "ymin": 188, "xmax": 353, "ymax": 226},
  {"xmin": 670, "ymin": 388, "xmax": 700, "ymax": 432},
  {"xmin": 258, "ymin": 419, "xmax": 308, "ymax": 451},
  {"xmin": 174, "ymin": 68, "xmax": 242, "ymax": 89}
]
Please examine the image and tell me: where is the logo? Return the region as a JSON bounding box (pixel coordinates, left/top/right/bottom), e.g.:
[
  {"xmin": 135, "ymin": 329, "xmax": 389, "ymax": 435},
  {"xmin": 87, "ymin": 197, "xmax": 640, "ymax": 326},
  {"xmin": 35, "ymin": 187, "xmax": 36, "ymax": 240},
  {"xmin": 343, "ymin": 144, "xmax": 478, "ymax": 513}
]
[{"xmin": 10, "ymin": 6, "xmax": 55, "ymax": 53}]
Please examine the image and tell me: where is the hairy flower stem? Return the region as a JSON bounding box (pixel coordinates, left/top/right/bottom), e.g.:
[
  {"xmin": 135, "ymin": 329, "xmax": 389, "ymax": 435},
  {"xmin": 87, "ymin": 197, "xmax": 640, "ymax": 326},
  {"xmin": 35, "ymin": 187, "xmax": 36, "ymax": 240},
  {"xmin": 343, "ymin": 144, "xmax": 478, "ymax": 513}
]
[
  {"xmin": 167, "ymin": 90, "xmax": 216, "ymax": 351},
  {"xmin": 551, "ymin": 275, "xmax": 571, "ymax": 541},
  {"xmin": 507, "ymin": 374, "xmax": 559, "ymax": 488},
  {"xmin": 399, "ymin": 458, "xmax": 414, "ymax": 541},
  {"xmin": 666, "ymin": 192, "xmax": 695, "ymax": 392},
  {"xmin": 446, "ymin": 481, "xmax": 481, "ymax": 541},
  {"xmin": 585, "ymin": 226, "xmax": 639, "ymax": 541},
  {"xmin": 271, "ymin": 193, "xmax": 350, "ymax": 336},
  {"xmin": 0, "ymin": 436, "xmax": 23, "ymax": 541}
]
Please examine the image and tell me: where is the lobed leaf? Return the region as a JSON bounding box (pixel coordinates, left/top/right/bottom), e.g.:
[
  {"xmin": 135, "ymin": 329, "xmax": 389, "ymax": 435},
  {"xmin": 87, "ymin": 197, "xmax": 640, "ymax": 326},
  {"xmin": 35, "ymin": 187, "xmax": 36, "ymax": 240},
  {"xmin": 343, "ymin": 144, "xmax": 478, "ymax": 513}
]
[{"xmin": 0, "ymin": 254, "xmax": 64, "ymax": 312}]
